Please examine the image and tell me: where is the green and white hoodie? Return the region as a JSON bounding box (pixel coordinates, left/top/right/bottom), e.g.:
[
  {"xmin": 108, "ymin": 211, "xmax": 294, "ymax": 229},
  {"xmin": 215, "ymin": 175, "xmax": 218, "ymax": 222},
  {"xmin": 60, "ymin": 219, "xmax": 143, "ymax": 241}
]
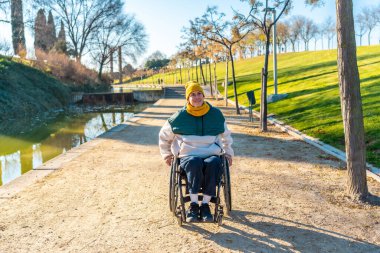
[{"xmin": 159, "ymin": 103, "xmax": 234, "ymax": 159}]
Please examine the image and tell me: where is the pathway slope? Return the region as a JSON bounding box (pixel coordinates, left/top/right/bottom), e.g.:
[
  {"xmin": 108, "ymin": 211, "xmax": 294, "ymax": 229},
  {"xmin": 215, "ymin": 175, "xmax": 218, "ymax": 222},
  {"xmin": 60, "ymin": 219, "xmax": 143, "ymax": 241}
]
[{"xmin": 0, "ymin": 98, "xmax": 379, "ymax": 252}]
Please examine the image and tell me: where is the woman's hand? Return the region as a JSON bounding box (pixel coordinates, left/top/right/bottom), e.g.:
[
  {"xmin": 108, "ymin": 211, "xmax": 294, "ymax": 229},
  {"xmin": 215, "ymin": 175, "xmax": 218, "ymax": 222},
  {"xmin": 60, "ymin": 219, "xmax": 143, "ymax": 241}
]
[
  {"xmin": 225, "ymin": 154, "xmax": 233, "ymax": 166},
  {"xmin": 165, "ymin": 155, "xmax": 174, "ymax": 166}
]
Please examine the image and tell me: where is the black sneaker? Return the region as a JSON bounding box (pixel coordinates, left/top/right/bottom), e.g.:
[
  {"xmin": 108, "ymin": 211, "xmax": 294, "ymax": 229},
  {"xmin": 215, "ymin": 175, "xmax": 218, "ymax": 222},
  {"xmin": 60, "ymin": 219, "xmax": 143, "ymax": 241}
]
[
  {"xmin": 186, "ymin": 202, "xmax": 199, "ymax": 222},
  {"xmin": 200, "ymin": 203, "xmax": 213, "ymax": 222}
]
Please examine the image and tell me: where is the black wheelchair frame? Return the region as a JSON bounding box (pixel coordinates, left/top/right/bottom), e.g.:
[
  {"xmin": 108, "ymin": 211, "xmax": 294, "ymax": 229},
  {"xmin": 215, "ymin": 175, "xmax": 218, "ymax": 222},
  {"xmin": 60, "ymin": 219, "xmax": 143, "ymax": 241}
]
[{"xmin": 169, "ymin": 154, "xmax": 232, "ymax": 226}]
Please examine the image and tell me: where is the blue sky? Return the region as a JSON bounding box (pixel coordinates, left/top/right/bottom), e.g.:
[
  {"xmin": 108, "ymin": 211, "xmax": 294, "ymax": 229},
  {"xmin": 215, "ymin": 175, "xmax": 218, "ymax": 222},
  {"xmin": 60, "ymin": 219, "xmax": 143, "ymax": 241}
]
[
  {"xmin": 0, "ymin": 0, "xmax": 379, "ymax": 68},
  {"xmin": 124, "ymin": 0, "xmax": 379, "ymax": 66}
]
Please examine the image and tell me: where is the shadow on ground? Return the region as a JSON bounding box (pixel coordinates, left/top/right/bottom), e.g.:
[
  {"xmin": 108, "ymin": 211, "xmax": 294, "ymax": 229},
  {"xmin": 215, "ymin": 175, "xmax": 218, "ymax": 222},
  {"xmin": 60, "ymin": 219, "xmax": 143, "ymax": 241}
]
[{"xmin": 182, "ymin": 210, "xmax": 380, "ymax": 252}]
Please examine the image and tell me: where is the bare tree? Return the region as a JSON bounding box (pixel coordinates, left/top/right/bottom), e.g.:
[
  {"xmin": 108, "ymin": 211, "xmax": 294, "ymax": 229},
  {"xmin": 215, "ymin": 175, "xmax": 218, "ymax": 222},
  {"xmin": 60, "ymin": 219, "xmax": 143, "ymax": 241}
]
[
  {"xmin": 0, "ymin": 39, "xmax": 12, "ymax": 55},
  {"xmin": 276, "ymin": 21, "xmax": 290, "ymax": 53},
  {"xmin": 243, "ymin": 0, "xmax": 291, "ymax": 131},
  {"xmin": 313, "ymin": 26, "xmax": 321, "ymax": 51},
  {"xmin": 255, "ymin": 30, "xmax": 267, "ymax": 55},
  {"xmin": 240, "ymin": 32, "xmax": 257, "ymax": 57},
  {"xmin": 36, "ymin": 0, "xmax": 124, "ymax": 62},
  {"xmin": 90, "ymin": 14, "xmax": 147, "ymax": 79},
  {"xmin": 289, "ymin": 16, "xmax": 302, "ymax": 52},
  {"xmin": 317, "ymin": 23, "xmax": 325, "ymax": 50},
  {"xmin": 0, "ymin": 0, "xmax": 10, "ymax": 23},
  {"xmin": 197, "ymin": 6, "xmax": 253, "ymax": 114},
  {"xmin": 182, "ymin": 22, "xmax": 208, "ymax": 87},
  {"xmin": 355, "ymin": 14, "xmax": 367, "ymax": 46},
  {"xmin": 376, "ymin": 4, "xmax": 380, "ymax": 27},
  {"xmin": 360, "ymin": 7, "xmax": 378, "ymax": 45},
  {"xmin": 298, "ymin": 16, "xmax": 318, "ymax": 51},
  {"xmin": 323, "ymin": 16, "xmax": 335, "ymax": 49}
]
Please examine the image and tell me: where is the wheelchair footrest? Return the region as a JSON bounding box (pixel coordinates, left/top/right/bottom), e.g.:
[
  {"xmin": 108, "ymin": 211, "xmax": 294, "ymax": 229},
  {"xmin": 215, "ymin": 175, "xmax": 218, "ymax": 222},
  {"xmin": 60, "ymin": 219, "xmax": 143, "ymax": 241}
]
[
  {"xmin": 185, "ymin": 219, "xmax": 216, "ymax": 223},
  {"xmin": 182, "ymin": 196, "xmax": 218, "ymax": 204}
]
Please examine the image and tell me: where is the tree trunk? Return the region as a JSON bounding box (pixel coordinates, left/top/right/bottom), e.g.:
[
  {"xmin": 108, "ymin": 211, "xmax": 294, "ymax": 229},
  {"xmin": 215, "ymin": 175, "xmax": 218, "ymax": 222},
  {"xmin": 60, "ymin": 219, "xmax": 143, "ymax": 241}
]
[
  {"xmin": 367, "ymin": 29, "xmax": 372, "ymax": 45},
  {"xmin": 11, "ymin": 0, "xmax": 26, "ymax": 56},
  {"xmin": 191, "ymin": 62, "xmax": 194, "ymax": 80},
  {"xmin": 229, "ymin": 48, "xmax": 240, "ymax": 115},
  {"xmin": 208, "ymin": 60, "xmax": 213, "ymax": 96},
  {"xmin": 199, "ymin": 59, "xmax": 206, "ymax": 86},
  {"xmin": 195, "ymin": 60, "xmax": 199, "ymax": 82},
  {"xmin": 118, "ymin": 46, "xmax": 122, "ymax": 84},
  {"xmin": 322, "ymin": 36, "xmax": 324, "ymax": 50},
  {"xmin": 336, "ymin": 0, "xmax": 368, "ymax": 200},
  {"xmin": 179, "ymin": 65, "xmax": 183, "ymax": 84},
  {"xmin": 110, "ymin": 49, "xmax": 114, "ymax": 76},
  {"xmin": 205, "ymin": 60, "xmax": 208, "ymax": 84},
  {"xmin": 100, "ymin": 114, "xmax": 109, "ymax": 131},
  {"xmin": 260, "ymin": 33, "xmax": 271, "ymax": 132},
  {"xmin": 98, "ymin": 61, "xmax": 104, "ymax": 79},
  {"xmin": 214, "ymin": 61, "xmax": 218, "ymax": 100},
  {"xmin": 225, "ymin": 55, "xmax": 229, "ymax": 106}
]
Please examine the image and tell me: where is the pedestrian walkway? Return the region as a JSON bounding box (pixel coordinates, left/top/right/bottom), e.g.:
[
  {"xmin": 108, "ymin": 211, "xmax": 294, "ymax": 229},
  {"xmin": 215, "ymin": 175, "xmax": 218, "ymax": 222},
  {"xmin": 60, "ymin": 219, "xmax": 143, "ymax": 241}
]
[{"xmin": 0, "ymin": 98, "xmax": 379, "ymax": 252}]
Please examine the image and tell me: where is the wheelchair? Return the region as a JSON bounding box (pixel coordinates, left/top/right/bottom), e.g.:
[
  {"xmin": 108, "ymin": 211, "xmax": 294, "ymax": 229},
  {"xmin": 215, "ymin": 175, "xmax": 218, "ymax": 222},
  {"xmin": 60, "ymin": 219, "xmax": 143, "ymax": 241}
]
[{"xmin": 168, "ymin": 154, "xmax": 232, "ymax": 226}]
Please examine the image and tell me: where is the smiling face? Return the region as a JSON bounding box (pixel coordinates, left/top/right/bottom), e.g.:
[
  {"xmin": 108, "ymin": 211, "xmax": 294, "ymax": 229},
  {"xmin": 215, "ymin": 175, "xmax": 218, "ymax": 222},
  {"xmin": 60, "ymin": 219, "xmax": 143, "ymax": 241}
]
[{"xmin": 188, "ymin": 91, "xmax": 204, "ymax": 107}]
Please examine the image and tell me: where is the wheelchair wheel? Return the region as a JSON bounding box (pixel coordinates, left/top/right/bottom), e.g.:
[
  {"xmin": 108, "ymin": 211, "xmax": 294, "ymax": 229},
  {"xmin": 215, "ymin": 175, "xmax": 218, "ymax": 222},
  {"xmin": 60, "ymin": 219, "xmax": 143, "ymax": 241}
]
[
  {"xmin": 222, "ymin": 156, "xmax": 232, "ymax": 215},
  {"xmin": 169, "ymin": 158, "xmax": 178, "ymax": 213}
]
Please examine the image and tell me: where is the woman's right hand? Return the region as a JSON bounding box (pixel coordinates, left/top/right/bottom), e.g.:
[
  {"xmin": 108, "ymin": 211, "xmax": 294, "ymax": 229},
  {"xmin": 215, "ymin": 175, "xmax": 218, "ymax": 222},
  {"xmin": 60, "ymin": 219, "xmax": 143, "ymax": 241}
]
[
  {"xmin": 165, "ymin": 155, "xmax": 173, "ymax": 166},
  {"xmin": 225, "ymin": 154, "xmax": 233, "ymax": 166}
]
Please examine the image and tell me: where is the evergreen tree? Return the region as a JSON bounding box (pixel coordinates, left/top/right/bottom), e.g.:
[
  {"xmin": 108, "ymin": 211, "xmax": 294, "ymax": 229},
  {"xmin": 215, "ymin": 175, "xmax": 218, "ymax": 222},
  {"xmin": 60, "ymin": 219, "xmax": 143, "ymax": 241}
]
[
  {"xmin": 58, "ymin": 20, "xmax": 66, "ymax": 42},
  {"xmin": 46, "ymin": 10, "xmax": 57, "ymax": 50},
  {"xmin": 54, "ymin": 20, "xmax": 67, "ymax": 53},
  {"xmin": 34, "ymin": 8, "xmax": 47, "ymax": 53},
  {"xmin": 11, "ymin": 0, "xmax": 26, "ymax": 56}
]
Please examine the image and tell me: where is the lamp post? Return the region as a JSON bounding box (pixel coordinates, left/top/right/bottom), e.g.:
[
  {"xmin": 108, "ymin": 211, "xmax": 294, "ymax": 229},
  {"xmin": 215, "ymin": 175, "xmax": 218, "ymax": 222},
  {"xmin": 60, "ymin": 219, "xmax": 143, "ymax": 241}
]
[
  {"xmin": 272, "ymin": 9, "xmax": 278, "ymax": 95},
  {"xmin": 264, "ymin": 7, "xmax": 278, "ymax": 95},
  {"xmin": 263, "ymin": 6, "xmax": 288, "ymax": 104}
]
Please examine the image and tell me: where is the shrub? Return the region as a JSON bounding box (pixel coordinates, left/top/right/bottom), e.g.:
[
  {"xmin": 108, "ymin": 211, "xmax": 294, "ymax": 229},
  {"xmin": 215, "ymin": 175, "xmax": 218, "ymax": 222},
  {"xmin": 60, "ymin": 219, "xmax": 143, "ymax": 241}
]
[{"xmin": 33, "ymin": 49, "xmax": 111, "ymax": 91}]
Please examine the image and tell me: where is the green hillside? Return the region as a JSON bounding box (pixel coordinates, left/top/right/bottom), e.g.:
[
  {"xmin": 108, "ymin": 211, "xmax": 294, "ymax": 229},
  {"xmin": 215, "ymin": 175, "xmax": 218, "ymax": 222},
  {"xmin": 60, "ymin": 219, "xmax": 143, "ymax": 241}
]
[
  {"xmin": 135, "ymin": 45, "xmax": 380, "ymax": 167},
  {"xmin": 0, "ymin": 56, "xmax": 71, "ymax": 134},
  {"xmin": 228, "ymin": 46, "xmax": 380, "ymax": 167}
]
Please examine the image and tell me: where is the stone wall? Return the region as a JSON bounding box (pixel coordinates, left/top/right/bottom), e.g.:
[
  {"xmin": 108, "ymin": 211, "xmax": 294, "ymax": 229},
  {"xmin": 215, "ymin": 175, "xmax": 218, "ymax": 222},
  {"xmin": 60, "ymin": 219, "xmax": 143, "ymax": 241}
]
[{"xmin": 133, "ymin": 90, "xmax": 163, "ymax": 102}]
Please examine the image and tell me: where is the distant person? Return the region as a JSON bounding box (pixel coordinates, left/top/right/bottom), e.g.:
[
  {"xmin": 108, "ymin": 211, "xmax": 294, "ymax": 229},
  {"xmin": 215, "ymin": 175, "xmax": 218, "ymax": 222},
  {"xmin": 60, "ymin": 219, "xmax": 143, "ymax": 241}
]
[{"xmin": 159, "ymin": 81, "xmax": 233, "ymax": 222}]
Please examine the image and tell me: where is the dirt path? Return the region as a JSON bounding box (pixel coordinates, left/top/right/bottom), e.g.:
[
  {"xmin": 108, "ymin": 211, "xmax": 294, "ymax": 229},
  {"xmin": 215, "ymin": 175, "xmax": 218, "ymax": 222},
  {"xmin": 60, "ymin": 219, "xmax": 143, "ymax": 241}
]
[{"xmin": 0, "ymin": 98, "xmax": 379, "ymax": 252}]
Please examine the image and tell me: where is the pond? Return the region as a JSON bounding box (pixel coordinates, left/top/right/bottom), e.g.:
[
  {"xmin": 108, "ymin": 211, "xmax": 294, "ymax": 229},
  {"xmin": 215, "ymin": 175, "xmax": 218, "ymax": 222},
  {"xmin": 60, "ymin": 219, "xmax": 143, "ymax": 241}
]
[{"xmin": 0, "ymin": 103, "xmax": 151, "ymax": 186}]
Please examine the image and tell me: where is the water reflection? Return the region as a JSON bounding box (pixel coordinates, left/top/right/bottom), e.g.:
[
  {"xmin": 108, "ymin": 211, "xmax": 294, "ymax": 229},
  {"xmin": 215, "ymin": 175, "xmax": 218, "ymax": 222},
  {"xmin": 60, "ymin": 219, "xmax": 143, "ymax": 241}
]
[
  {"xmin": 0, "ymin": 151, "xmax": 22, "ymax": 185},
  {"xmin": 0, "ymin": 109, "xmax": 141, "ymax": 186},
  {"xmin": 32, "ymin": 144, "xmax": 43, "ymax": 169}
]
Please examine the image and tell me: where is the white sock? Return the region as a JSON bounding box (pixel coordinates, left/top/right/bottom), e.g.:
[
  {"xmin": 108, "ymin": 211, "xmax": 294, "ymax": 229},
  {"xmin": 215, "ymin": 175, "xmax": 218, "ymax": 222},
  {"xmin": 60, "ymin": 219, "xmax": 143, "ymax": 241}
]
[
  {"xmin": 190, "ymin": 194, "xmax": 198, "ymax": 204},
  {"xmin": 202, "ymin": 195, "xmax": 211, "ymax": 204}
]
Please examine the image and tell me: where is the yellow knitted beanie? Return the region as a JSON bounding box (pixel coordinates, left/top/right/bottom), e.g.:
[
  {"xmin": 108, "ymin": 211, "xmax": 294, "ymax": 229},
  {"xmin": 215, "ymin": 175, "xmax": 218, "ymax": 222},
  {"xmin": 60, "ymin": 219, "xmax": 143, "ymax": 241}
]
[{"xmin": 185, "ymin": 81, "xmax": 204, "ymax": 100}]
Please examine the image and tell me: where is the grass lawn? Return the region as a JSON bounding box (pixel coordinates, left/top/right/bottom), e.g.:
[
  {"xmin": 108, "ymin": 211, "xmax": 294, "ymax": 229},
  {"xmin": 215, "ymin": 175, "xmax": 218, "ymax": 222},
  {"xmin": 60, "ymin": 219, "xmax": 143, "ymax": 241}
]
[{"xmin": 134, "ymin": 45, "xmax": 380, "ymax": 167}]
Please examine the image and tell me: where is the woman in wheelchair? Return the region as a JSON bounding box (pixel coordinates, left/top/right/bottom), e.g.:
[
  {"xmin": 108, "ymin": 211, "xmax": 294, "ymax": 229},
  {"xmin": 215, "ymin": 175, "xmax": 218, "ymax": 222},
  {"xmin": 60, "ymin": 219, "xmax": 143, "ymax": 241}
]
[{"xmin": 159, "ymin": 81, "xmax": 233, "ymax": 223}]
